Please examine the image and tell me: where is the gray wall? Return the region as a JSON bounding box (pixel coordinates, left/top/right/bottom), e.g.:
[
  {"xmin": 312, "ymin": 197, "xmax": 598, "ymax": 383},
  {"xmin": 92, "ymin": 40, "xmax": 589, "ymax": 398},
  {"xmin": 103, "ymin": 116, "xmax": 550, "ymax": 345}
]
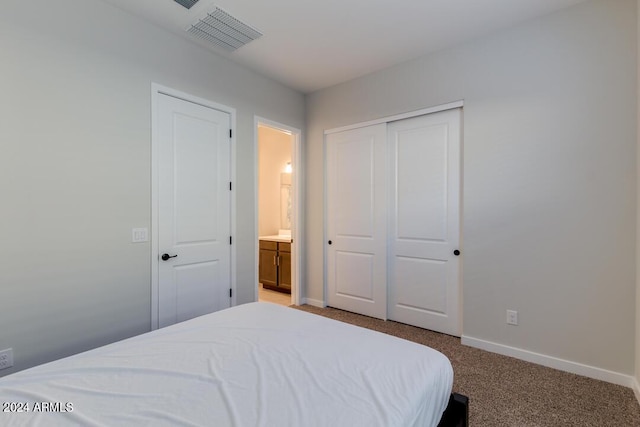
[
  {"xmin": 306, "ymin": 0, "xmax": 637, "ymax": 375},
  {"xmin": 0, "ymin": 0, "xmax": 304, "ymax": 374},
  {"xmin": 634, "ymin": 0, "xmax": 640, "ymax": 394}
]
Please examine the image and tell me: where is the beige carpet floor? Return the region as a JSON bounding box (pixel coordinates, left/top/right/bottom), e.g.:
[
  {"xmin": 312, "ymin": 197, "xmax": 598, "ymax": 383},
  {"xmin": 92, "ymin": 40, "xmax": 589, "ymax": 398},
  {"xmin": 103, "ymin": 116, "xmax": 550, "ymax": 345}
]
[{"xmin": 292, "ymin": 304, "xmax": 640, "ymax": 427}]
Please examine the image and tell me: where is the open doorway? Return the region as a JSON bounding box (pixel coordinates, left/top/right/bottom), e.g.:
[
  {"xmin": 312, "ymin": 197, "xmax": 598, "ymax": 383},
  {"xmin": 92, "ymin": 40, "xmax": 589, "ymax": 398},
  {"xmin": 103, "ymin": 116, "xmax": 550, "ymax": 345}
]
[{"xmin": 255, "ymin": 117, "xmax": 302, "ymax": 306}]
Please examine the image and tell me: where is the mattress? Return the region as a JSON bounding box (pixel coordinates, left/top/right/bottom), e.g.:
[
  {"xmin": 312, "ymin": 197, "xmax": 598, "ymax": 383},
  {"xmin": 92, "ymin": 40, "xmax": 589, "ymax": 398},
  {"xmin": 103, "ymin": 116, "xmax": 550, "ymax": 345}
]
[{"xmin": 0, "ymin": 302, "xmax": 453, "ymax": 426}]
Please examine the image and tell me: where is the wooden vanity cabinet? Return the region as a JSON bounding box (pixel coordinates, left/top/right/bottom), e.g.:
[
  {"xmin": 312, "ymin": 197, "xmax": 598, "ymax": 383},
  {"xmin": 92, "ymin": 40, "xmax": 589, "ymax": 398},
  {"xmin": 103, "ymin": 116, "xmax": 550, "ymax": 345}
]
[
  {"xmin": 259, "ymin": 240, "xmax": 278, "ymax": 288},
  {"xmin": 259, "ymin": 240, "xmax": 291, "ymax": 294},
  {"xmin": 277, "ymin": 243, "xmax": 291, "ymax": 291}
]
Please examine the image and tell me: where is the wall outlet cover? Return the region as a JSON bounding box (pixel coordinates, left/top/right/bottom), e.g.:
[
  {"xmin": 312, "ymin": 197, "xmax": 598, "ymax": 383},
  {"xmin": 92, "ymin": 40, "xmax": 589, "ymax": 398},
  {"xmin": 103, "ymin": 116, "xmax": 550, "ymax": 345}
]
[{"xmin": 507, "ymin": 310, "xmax": 518, "ymax": 326}]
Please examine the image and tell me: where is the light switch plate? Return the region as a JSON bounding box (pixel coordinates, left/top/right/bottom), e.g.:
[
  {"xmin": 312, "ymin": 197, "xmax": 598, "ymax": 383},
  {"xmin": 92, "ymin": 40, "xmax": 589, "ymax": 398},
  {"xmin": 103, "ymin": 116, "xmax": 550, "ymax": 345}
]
[
  {"xmin": 132, "ymin": 228, "xmax": 148, "ymax": 243},
  {"xmin": 0, "ymin": 348, "xmax": 13, "ymax": 370}
]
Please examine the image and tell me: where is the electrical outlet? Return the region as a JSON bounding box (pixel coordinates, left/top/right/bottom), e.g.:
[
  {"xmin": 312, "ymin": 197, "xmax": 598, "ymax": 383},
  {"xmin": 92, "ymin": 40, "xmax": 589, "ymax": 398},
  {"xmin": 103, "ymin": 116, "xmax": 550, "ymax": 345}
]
[
  {"xmin": 506, "ymin": 310, "xmax": 518, "ymax": 326},
  {"xmin": 0, "ymin": 348, "xmax": 14, "ymax": 370}
]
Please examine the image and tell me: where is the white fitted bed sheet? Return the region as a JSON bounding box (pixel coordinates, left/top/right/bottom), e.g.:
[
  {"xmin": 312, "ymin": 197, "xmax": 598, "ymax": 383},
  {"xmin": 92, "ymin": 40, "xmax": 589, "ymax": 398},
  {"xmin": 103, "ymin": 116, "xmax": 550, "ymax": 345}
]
[{"xmin": 0, "ymin": 302, "xmax": 453, "ymax": 427}]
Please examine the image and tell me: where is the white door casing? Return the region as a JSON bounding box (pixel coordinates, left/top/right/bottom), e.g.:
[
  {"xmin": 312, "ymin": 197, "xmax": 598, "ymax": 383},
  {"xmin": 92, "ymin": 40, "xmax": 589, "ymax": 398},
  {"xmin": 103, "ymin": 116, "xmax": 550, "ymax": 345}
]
[
  {"xmin": 253, "ymin": 117, "xmax": 303, "ymax": 306},
  {"xmin": 387, "ymin": 109, "xmax": 461, "ymax": 336},
  {"xmin": 326, "ymin": 124, "xmax": 387, "ymax": 319},
  {"xmin": 156, "ymin": 91, "xmax": 232, "ymax": 329}
]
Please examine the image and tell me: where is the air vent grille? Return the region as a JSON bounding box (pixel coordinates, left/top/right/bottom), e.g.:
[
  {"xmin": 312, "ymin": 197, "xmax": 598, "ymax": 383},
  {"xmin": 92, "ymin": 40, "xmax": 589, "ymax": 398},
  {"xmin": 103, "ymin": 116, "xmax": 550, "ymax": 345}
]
[
  {"xmin": 187, "ymin": 7, "xmax": 262, "ymax": 52},
  {"xmin": 174, "ymin": 0, "xmax": 199, "ymax": 10}
]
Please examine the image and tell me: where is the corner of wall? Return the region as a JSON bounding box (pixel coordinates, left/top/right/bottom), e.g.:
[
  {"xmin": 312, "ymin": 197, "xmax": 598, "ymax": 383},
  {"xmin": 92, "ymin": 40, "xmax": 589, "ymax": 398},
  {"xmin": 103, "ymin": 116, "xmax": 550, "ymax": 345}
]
[
  {"xmin": 302, "ymin": 298, "xmax": 325, "ymax": 308},
  {"xmin": 635, "ymin": 0, "xmax": 640, "ymax": 406}
]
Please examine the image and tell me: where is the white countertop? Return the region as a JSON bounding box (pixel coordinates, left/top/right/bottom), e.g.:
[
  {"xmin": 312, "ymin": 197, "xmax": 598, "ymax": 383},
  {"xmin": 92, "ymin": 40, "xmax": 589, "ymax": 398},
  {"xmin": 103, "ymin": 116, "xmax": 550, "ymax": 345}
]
[{"xmin": 259, "ymin": 235, "xmax": 292, "ymax": 243}]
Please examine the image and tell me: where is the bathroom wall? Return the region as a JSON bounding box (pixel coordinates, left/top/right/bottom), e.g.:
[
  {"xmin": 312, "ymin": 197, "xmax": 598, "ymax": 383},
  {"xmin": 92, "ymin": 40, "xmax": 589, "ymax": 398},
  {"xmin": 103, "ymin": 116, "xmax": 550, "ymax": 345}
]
[{"xmin": 258, "ymin": 126, "xmax": 293, "ymax": 236}]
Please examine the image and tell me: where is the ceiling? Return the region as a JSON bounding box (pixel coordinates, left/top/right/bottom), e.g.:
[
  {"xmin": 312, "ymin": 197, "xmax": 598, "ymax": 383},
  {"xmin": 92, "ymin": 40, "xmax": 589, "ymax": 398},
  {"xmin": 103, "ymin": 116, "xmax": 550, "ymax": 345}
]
[{"xmin": 99, "ymin": 0, "xmax": 588, "ymax": 94}]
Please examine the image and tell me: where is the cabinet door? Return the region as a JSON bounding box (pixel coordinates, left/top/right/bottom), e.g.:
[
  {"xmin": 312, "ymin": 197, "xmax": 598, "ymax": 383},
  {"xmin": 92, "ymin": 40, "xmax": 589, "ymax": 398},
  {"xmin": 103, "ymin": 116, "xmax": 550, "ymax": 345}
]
[
  {"xmin": 259, "ymin": 249, "xmax": 278, "ymax": 287},
  {"xmin": 278, "ymin": 251, "xmax": 291, "ymax": 291}
]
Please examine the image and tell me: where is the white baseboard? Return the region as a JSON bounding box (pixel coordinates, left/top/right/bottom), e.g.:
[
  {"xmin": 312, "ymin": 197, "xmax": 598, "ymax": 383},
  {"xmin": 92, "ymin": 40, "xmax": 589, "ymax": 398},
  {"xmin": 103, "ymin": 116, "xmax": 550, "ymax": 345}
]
[
  {"xmin": 632, "ymin": 377, "xmax": 640, "ymax": 405},
  {"xmin": 461, "ymin": 335, "xmax": 635, "ymax": 389},
  {"xmin": 302, "ymin": 298, "xmax": 325, "ymax": 308}
]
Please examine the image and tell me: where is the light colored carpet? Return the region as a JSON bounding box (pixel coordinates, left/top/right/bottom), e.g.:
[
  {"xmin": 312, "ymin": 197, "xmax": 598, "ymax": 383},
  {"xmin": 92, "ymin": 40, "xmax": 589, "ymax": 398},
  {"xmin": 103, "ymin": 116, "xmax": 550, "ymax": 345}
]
[{"xmin": 291, "ymin": 304, "xmax": 640, "ymax": 427}]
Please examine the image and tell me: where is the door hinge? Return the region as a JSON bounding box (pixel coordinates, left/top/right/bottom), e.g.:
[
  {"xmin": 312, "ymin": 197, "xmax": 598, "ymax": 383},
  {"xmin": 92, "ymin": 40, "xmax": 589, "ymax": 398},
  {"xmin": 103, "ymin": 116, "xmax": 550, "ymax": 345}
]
[
  {"xmin": 229, "ymin": 288, "xmax": 233, "ymax": 298},
  {"xmin": 229, "ymin": 181, "xmax": 232, "ymax": 191},
  {"xmin": 229, "ymin": 129, "xmax": 232, "ymax": 138},
  {"xmin": 230, "ymin": 236, "xmax": 232, "ymax": 245}
]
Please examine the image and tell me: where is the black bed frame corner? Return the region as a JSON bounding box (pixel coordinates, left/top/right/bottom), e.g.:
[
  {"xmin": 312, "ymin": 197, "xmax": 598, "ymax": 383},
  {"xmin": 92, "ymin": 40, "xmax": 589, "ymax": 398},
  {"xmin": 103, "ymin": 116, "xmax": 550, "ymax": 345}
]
[{"xmin": 437, "ymin": 392, "xmax": 469, "ymax": 427}]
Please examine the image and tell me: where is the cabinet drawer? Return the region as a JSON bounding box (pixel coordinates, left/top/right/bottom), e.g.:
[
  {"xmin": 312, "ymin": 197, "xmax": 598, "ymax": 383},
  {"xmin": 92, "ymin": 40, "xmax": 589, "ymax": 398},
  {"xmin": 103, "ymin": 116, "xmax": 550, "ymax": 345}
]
[
  {"xmin": 259, "ymin": 240, "xmax": 278, "ymax": 250},
  {"xmin": 278, "ymin": 242, "xmax": 291, "ymax": 253}
]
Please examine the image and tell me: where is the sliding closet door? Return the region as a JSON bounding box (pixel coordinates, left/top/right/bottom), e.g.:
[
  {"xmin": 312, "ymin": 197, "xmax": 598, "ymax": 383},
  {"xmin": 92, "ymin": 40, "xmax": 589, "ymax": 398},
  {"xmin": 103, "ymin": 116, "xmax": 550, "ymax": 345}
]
[
  {"xmin": 326, "ymin": 124, "xmax": 387, "ymax": 319},
  {"xmin": 387, "ymin": 109, "xmax": 461, "ymax": 336}
]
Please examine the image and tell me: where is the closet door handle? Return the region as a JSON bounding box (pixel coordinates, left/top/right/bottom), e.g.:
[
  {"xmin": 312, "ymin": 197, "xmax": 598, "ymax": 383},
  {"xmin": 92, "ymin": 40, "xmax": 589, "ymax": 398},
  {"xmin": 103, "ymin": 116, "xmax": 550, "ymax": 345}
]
[
  {"xmin": 453, "ymin": 250, "xmax": 460, "ymax": 256},
  {"xmin": 161, "ymin": 253, "xmax": 178, "ymax": 261},
  {"xmin": 328, "ymin": 240, "xmax": 332, "ymax": 245}
]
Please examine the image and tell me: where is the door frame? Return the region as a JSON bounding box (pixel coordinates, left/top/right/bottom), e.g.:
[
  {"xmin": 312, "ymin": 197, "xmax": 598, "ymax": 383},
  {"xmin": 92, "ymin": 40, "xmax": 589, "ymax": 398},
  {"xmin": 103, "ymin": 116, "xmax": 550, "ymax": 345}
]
[
  {"xmin": 254, "ymin": 116, "xmax": 303, "ymax": 306},
  {"xmin": 323, "ymin": 100, "xmax": 464, "ymax": 324},
  {"xmin": 151, "ymin": 83, "xmax": 237, "ymax": 330}
]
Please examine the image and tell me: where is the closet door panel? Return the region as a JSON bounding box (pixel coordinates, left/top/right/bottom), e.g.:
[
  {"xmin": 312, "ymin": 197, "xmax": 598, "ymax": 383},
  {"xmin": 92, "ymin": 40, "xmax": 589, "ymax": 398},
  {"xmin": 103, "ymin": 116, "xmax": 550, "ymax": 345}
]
[
  {"xmin": 335, "ymin": 252, "xmax": 374, "ymax": 301},
  {"xmin": 394, "ymin": 256, "xmax": 447, "ymax": 315},
  {"xmin": 388, "ymin": 109, "xmax": 461, "ymax": 336},
  {"xmin": 333, "ymin": 137, "xmax": 375, "ymax": 238},
  {"xmin": 326, "ymin": 124, "xmax": 387, "ymax": 319},
  {"xmin": 396, "ymin": 123, "xmax": 448, "ymax": 241}
]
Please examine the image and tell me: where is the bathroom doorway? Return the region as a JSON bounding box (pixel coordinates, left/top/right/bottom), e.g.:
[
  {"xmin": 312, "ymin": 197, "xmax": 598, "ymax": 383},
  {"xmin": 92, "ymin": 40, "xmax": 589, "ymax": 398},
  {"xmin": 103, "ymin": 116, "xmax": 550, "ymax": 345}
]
[{"xmin": 255, "ymin": 117, "xmax": 302, "ymax": 306}]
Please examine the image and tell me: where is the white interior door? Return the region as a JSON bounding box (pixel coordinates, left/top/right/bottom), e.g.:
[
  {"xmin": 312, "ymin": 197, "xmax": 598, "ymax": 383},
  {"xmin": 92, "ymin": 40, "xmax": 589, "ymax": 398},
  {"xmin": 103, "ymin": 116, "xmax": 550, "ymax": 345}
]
[
  {"xmin": 387, "ymin": 109, "xmax": 461, "ymax": 336},
  {"xmin": 157, "ymin": 93, "xmax": 231, "ymax": 328},
  {"xmin": 326, "ymin": 124, "xmax": 387, "ymax": 319}
]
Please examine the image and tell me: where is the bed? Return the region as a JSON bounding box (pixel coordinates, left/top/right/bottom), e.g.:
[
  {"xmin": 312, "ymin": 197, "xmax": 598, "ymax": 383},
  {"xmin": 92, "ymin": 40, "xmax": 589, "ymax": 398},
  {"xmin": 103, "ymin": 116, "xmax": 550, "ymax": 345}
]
[{"xmin": 0, "ymin": 302, "xmax": 466, "ymax": 426}]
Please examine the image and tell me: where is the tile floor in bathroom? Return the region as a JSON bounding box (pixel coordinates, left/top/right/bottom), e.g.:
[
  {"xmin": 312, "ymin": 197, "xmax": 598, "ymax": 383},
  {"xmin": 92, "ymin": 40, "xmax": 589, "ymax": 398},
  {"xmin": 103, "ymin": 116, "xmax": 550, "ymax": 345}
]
[{"xmin": 257, "ymin": 283, "xmax": 291, "ymax": 306}]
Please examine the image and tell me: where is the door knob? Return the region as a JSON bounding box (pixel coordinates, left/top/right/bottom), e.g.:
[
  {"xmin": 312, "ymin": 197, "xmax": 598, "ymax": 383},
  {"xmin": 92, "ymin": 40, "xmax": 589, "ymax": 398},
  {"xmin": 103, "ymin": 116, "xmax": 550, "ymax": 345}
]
[
  {"xmin": 453, "ymin": 250, "xmax": 460, "ymax": 256},
  {"xmin": 161, "ymin": 253, "xmax": 178, "ymax": 261},
  {"xmin": 328, "ymin": 240, "xmax": 332, "ymax": 245}
]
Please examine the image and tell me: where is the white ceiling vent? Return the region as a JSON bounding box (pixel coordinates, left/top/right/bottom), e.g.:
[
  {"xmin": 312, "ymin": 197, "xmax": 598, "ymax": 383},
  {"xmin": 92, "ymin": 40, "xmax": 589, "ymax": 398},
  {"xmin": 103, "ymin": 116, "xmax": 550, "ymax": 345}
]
[
  {"xmin": 174, "ymin": 0, "xmax": 199, "ymax": 10},
  {"xmin": 186, "ymin": 7, "xmax": 262, "ymax": 52}
]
